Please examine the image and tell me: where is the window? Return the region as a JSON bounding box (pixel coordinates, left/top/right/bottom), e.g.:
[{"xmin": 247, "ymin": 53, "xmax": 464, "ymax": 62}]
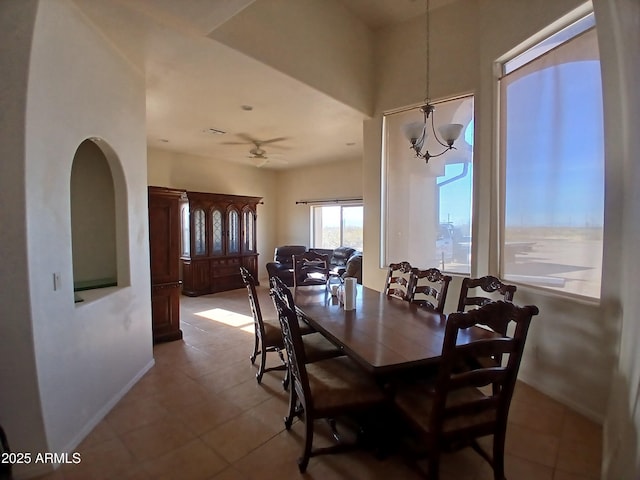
[
  {"xmin": 312, "ymin": 204, "xmax": 363, "ymax": 251},
  {"xmin": 499, "ymin": 13, "xmax": 603, "ymax": 299},
  {"xmin": 382, "ymin": 96, "xmax": 474, "ymax": 274}
]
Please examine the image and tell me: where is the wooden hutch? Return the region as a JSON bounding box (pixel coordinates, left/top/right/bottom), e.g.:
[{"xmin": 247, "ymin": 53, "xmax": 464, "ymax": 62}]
[
  {"xmin": 181, "ymin": 191, "xmax": 261, "ymax": 296},
  {"xmin": 148, "ymin": 186, "xmax": 186, "ymax": 343}
]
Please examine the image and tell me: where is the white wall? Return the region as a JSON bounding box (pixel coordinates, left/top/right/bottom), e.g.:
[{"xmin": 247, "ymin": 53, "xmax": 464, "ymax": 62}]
[
  {"xmin": 595, "ymin": 0, "xmax": 640, "ymax": 477},
  {"xmin": 0, "ymin": 0, "xmax": 50, "ymax": 466},
  {"xmin": 211, "ymin": 0, "xmax": 375, "ymax": 115},
  {"xmin": 0, "ymin": 1, "xmax": 154, "ymax": 477},
  {"xmin": 274, "ymin": 158, "xmax": 363, "ymax": 247}
]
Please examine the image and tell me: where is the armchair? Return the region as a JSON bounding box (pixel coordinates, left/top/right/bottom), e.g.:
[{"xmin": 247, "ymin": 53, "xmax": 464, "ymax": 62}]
[{"xmin": 265, "ymin": 245, "xmax": 307, "ymax": 287}]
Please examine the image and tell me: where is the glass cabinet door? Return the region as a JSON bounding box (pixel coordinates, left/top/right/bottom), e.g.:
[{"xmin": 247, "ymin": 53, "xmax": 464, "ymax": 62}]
[
  {"xmin": 228, "ymin": 209, "xmax": 240, "ymax": 254},
  {"xmin": 243, "ymin": 209, "xmax": 255, "ymax": 252},
  {"xmin": 180, "ymin": 201, "xmax": 190, "ymax": 258},
  {"xmin": 192, "ymin": 208, "xmax": 206, "ymax": 256},
  {"xmin": 211, "ymin": 208, "xmax": 224, "ymax": 255}
]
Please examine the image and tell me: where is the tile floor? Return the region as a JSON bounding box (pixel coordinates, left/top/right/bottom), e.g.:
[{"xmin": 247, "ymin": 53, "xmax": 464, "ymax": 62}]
[{"xmin": 35, "ymin": 287, "xmax": 602, "ymax": 480}]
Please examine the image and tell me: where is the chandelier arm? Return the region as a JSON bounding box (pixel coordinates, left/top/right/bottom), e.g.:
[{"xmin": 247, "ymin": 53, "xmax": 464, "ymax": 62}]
[
  {"xmin": 420, "ymin": 146, "xmax": 452, "ymax": 162},
  {"xmin": 430, "ymin": 112, "xmax": 451, "ymax": 149}
]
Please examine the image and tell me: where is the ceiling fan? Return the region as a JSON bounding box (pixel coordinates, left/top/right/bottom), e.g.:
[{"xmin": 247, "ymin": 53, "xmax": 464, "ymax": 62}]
[
  {"xmin": 249, "ymin": 148, "xmax": 289, "ymax": 168},
  {"xmin": 223, "ymin": 133, "xmax": 290, "ymax": 168},
  {"xmin": 222, "ymin": 133, "xmax": 289, "ymax": 149}
]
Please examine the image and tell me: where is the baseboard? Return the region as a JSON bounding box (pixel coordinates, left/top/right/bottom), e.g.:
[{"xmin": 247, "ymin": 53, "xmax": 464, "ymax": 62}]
[
  {"xmin": 13, "ymin": 358, "xmax": 155, "ymax": 480},
  {"xmin": 518, "ymin": 372, "xmax": 604, "ymax": 425}
]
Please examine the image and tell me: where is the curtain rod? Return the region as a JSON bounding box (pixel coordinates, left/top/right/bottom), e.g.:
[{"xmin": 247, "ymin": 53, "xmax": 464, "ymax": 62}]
[{"xmin": 296, "ymin": 197, "xmax": 363, "ymax": 205}]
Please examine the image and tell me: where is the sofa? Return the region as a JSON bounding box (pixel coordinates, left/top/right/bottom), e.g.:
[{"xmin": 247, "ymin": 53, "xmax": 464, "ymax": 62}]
[{"xmin": 266, "ymin": 245, "xmax": 362, "ymax": 287}]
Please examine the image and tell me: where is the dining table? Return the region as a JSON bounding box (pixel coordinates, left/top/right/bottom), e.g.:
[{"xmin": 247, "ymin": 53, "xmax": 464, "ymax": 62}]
[{"xmin": 293, "ymin": 284, "xmax": 498, "ymax": 377}]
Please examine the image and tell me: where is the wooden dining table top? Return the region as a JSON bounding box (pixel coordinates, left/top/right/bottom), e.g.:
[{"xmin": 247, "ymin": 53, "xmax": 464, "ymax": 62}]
[{"xmin": 294, "ymin": 284, "xmax": 497, "ymax": 376}]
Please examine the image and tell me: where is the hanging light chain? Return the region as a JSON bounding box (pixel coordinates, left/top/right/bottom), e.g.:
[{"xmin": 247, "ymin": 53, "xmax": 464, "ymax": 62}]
[{"xmin": 424, "ymin": 0, "xmax": 431, "ymax": 105}]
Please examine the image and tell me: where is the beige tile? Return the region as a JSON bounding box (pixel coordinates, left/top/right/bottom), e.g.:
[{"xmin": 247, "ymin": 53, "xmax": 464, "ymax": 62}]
[
  {"xmin": 561, "ymin": 410, "xmax": 602, "ymax": 445},
  {"xmin": 217, "ymin": 378, "xmax": 282, "ymax": 413},
  {"xmin": 231, "ymin": 429, "xmax": 309, "ymax": 480},
  {"xmin": 553, "ymin": 470, "xmax": 600, "ymax": 480},
  {"xmin": 555, "ymin": 410, "xmax": 602, "ymax": 478},
  {"xmin": 555, "ymin": 439, "xmax": 602, "ymax": 479},
  {"xmin": 151, "ymin": 378, "xmax": 213, "ymax": 412},
  {"xmin": 119, "ymin": 418, "xmax": 196, "ymax": 461},
  {"xmin": 173, "ymin": 394, "xmax": 244, "ymax": 436},
  {"xmin": 201, "ymin": 410, "xmax": 284, "ymax": 463},
  {"xmin": 509, "ymin": 395, "xmax": 566, "ymax": 437},
  {"xmin": 60, "ymin": 437, "xmax": 136, "ymax": 480},
  {"xmin": 140, "ymin": 438, "xmax": 228, "ymax": 480},
  {"xmin": 122, "ymin": 366, "xmax": 193, "ymax": 401},
  {"xmin": 500, "ymin": 455, "xmax": 554, "ymax": 480},
  {"xmin": 31, "ymin": 469, "xmax": 66, "ymax": 480},
  {"xmin": 210, "ymin": 466, "xmax": 249, "ymax": 480},
  {"xmin": 77, "ymin": 420, "xmax": 118, "ymax": 449},
  {"xmin": 105, "ymin": 396, "xmax": 170, "ymax": 435},
  {"xmin": 504, "ymin": 422, "xmax": 560, "ymax": 467},
  {"xmin": 198, "ymin": 359, "xmax": 258, "ymax": 395}
]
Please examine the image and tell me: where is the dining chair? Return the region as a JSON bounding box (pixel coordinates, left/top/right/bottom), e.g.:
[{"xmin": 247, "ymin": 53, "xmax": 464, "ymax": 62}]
[
  {"xmin": 384, "ymin": 261, "xmax": 413, "ymax": 300},
  {"xmin": 457, "ymin": 276, "xmax": 518, "ymax": 394},
  {"xmin": 242, "ymin": 267, "xmax": 343, "ymax": 386},
  {"xmin": 270, "ymin": 279, "xmax": 388, "ymax": 473},
  {"xmin": 241, "ymin": 266, "xmax": 288, "ymax": 383},
  {"xmin": 293, "ymin": 251, "xmax": 331, "ymax": 288},
  {"xmin": 393, "ymin": 301, "xmax": 539, "ymax": 480},
  {"xmin": 457, "ymin": 275, "xmax": 517, "ymax": 316},
  {"xmin": 408, "ymin": 267, "xmax": 452, "ymax": 314}
]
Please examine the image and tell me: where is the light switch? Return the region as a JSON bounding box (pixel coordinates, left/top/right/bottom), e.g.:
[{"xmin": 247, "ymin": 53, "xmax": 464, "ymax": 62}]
[{"xmin": 53, "ymin": 273, "xmax": 61, "ymax": 291}]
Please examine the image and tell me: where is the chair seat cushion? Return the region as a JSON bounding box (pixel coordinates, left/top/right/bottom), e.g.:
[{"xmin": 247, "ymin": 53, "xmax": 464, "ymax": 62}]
[
  {"xmin": 262, "ymin": 321, "xmax": 284, "ymax": 349},
  {"xmin": 394, "ymin": 383, "xmax": 496, "ymax": 434},
  {"xmin": 302, "ymin": 333, "xmax": 344, "ymax": 363},
  {"xmin": 306, "ymin": 357, "xmax": 386, "ymax": 413}
]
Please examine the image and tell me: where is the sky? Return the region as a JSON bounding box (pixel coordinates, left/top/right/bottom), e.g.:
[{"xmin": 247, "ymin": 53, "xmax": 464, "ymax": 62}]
[{"xmin": 504, "ymin": 60, "xmax": 604, "ymax": 228}]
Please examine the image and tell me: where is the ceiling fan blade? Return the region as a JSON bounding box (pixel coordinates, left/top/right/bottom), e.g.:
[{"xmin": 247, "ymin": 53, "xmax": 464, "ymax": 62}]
[
  {"xmin": 262, "ymin": 143, "xmax": 291, "ymax": 151},
  {"xmin": 236, "ymin": 133, "xmax": 258, "ymax": 144},
  {"xmin": 260, "ymin": 136, "xmax": 288, "ymax": 145}
]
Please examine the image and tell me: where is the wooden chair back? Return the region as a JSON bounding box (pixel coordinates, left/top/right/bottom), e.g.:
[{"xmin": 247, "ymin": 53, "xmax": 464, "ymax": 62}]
[
  {"xmin": 270, "ymin": 276, "xmax": 313, "ymax": 409},
  {"xmin": 394, "ymin": 301, "xmax": 539, "ymax": 479},
  {"xmin": 241, "ymin": 266, "xmax": 286, "ymax": 383},
  {"xmin": 457, "ymin": 276, "xmax": 517, "ymax": 320},
  {"xmin": 270, "ymin": 275, "xmax": 386, "ymax": 473},
  {"xmin": 408, "ymin": 267, "xmax": 452, "ymax": 314},
  {"xmin": 240, "ymin": 266, "xmax": 267, "ymax": 342},
  {"xmin": 293, "ymin": 251, "xmax": 330, "ymax": 287},
  {"xmin": 384, "ymin": 261, "xmax": 413, "ymax": 300}
]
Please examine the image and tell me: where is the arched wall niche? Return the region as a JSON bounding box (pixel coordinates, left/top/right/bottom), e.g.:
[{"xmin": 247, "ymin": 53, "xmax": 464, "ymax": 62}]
[{"xmin": 70, "ymin": 137, "xmax": 130, "ymax": 295}]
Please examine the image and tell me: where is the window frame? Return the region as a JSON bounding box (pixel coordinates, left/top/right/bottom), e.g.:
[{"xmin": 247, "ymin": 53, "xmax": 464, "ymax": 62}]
[
  {"xmin": 380, "ymin": 95, "xmax": 475, "ymax": 274},
  {"xmin": 496, "ymin": 8, "xmax": 604, "ymax": 302},
  {"xmin": 310, "ymin": 203, "xmax": 364, "ymax": 251}
]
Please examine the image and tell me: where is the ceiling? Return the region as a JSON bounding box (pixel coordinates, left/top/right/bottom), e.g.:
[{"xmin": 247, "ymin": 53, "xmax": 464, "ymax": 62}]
[{"xmin": 72, "ymin": 0, "xmax": 450, "ymax": 169}]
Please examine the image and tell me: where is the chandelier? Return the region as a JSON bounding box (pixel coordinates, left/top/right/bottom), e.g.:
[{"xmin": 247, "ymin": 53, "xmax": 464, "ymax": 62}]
[{"xmin": 404, "ymin": 0, "xmax": 463, "ymax": 163}]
